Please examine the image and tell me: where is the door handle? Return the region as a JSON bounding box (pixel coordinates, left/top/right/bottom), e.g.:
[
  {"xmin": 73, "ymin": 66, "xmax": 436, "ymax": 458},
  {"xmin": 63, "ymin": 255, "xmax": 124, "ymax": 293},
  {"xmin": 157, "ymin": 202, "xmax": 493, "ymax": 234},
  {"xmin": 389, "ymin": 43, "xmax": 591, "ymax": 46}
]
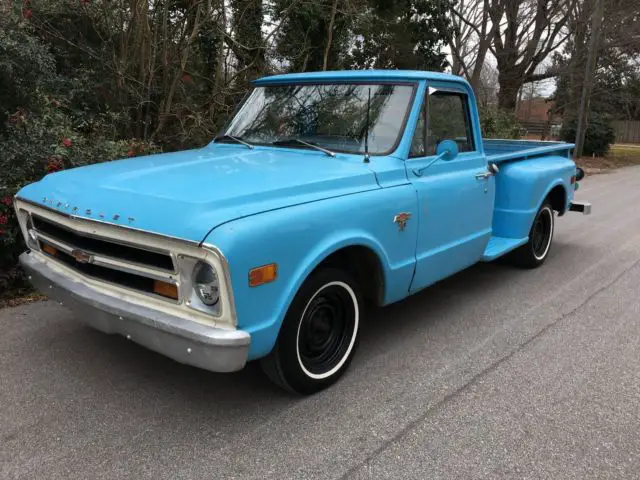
[
  {"xmin": 476, "ymin": 163, "xmax": 500, "ymax": 180},
  {"xmin": 475, "ymin": 172, "xmax": 492, "ymax": 180},
  {"xmin": 475, "ymin": 164, "xmax": 499, "ymax": 180}
]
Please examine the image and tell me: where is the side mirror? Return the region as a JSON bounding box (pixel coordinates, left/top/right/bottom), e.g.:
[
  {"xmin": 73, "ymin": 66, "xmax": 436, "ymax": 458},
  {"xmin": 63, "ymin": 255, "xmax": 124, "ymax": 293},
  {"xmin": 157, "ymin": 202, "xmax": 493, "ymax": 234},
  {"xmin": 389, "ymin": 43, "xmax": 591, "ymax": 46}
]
[
  {"xmin": 412, "ymin": 140, "xmax": 461, "ymax": 177},
  {"xmin": 436, "ymin": 139, "xmax": 459, "ymax": 161},
  {"xmin": 575, "ymin": 167, "xmax": 585, "ymax": 181}
]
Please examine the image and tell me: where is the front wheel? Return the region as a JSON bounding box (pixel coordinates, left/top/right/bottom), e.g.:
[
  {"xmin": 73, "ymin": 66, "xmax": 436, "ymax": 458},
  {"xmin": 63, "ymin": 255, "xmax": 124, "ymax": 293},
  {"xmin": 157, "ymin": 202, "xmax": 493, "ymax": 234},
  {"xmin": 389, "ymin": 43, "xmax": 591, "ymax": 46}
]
[
  {"xmin": 261, "ymin": 268, "xmax": 362, "ymax": 394},
  {"xmin": 511, "ymin": 202, "xmax": 555, "ymax": 268}
]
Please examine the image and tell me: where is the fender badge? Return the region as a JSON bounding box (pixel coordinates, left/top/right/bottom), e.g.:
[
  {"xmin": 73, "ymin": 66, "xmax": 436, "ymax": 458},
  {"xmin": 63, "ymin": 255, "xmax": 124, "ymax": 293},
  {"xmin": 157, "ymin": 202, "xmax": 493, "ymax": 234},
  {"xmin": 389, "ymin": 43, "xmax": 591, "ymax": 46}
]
[
  {"xmin": 393, "ymin": 212, "xmax": 412, "ymax": 232},
  {"xmin": 71, "ymin": 249, "xmax": 93, "ymax": 264}
]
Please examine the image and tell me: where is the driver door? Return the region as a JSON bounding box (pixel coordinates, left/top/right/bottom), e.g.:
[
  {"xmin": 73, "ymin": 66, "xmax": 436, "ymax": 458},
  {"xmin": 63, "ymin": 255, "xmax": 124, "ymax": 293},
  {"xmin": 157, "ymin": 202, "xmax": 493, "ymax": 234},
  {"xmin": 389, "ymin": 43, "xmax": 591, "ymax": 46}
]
[{"xmin": 408, "ymin": 86, "xmax": 494, "ymax": 292}]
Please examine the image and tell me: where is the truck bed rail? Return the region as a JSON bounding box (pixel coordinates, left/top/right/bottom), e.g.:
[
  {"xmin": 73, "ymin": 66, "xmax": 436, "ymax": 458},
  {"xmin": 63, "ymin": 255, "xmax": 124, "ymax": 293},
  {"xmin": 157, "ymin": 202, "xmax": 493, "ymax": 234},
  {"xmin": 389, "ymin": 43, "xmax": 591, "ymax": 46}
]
[{"xmin": 484, "ymin": 139, "xmax": 574, "ymax": 164}]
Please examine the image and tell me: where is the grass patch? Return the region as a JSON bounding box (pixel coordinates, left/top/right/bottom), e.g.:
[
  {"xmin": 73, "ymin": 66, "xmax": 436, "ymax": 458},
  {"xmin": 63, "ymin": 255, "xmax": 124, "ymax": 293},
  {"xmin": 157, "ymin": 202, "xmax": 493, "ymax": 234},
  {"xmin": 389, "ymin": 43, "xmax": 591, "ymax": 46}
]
[{"xmin": 576, "ymin": 143, "xmax": 640, "ymax": 175}]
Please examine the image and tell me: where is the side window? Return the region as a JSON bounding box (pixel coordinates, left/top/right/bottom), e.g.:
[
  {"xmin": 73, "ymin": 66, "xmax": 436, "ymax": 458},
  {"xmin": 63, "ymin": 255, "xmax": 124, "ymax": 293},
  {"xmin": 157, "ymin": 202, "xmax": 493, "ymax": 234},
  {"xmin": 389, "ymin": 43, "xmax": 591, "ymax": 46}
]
[
  {"xmin": 409, "ymin": 101, "xmax": 427, "ymax": 158},
  {"xmin": 426, "ymin": 91, "xmax": 475, "ymax": 155}
]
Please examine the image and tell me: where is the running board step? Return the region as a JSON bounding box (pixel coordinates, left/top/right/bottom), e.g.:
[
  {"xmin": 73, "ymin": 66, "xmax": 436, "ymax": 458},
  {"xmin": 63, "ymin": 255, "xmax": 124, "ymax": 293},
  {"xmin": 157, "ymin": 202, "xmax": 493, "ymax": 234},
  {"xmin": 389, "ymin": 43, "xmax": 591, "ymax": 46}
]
[{"xmin": 482, "ymin": 236, "xmax": 528, "ymax": 262}]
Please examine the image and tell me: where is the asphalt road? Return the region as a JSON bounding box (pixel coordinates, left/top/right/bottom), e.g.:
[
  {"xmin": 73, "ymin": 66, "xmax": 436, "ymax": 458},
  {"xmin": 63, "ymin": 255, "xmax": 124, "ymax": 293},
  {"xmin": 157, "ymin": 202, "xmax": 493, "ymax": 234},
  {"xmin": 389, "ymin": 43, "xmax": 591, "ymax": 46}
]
[{"xmin": 2, "ymin": 166, "xmax": 640, "ymax": 479}]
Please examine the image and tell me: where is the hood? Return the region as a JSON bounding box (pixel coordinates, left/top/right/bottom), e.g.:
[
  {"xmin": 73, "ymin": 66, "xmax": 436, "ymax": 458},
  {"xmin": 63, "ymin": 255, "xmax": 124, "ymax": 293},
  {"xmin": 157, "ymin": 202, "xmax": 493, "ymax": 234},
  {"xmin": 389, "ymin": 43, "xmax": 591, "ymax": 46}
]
[{"xmin": 16, "ymin": 145, "xmax": 379, "ymax": 242}]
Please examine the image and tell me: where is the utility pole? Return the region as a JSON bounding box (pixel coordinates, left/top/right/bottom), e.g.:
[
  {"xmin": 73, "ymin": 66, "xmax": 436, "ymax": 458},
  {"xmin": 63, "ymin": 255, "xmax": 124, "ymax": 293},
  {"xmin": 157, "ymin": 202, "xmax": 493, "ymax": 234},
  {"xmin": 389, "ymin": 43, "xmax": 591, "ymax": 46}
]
[{"xmin": 574, "ymin": 0, "xmax": 604, "ymax": 157}]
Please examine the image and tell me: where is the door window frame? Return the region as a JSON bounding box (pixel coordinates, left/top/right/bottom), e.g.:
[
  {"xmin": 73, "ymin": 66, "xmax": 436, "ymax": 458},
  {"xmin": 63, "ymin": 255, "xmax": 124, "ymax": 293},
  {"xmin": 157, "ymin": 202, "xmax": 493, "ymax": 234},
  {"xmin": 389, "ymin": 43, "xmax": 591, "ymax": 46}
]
[{"xmin": 408, "ymin": 85, "xmax": 478, "ymax": 159}]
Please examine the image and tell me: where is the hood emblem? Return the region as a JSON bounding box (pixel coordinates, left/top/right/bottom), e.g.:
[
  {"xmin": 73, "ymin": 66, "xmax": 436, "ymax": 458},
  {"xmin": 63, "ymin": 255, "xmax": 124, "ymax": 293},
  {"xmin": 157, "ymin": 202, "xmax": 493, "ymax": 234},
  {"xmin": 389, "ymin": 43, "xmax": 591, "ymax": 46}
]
[
  {"xmin": 71, "ymin": 249, "xmax": 93, "ymax": 264},
  {"xmin": 393, "ymin": 212, "xmax": 412, "ymax": 232}
]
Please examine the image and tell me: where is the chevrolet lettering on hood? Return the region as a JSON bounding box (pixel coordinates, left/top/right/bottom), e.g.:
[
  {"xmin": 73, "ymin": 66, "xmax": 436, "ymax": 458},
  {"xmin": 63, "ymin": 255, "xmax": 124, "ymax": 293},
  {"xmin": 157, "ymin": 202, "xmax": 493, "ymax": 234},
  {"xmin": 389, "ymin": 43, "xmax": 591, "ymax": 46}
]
[{"xmin": 41, "ymin": 197, "xmax": 135, "ymax": 224}]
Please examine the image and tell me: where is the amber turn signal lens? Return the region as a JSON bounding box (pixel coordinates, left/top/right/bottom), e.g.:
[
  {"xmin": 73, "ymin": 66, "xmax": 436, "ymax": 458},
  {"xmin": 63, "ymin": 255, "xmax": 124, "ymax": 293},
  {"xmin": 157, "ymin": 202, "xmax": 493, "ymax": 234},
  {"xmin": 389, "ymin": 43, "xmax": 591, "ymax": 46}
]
[
  {"xmin": 41, "ymin": 243, "xmax": 58, "ymax": 257},
  {"xmin": 249, "ymin": 263, "xmax": 278, "ymax": 287},
  {"xmin": 153, "ymin": 280, "xmax": 179, "ymax": 300}
]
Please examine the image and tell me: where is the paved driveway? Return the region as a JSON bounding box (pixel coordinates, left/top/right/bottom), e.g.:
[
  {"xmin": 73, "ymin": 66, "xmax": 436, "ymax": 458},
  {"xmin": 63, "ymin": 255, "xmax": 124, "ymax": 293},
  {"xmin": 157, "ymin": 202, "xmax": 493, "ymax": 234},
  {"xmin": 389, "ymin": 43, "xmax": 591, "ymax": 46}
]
[{"xmin": 2, "ymin": 166, "xmax": 640, "ymax": 479}]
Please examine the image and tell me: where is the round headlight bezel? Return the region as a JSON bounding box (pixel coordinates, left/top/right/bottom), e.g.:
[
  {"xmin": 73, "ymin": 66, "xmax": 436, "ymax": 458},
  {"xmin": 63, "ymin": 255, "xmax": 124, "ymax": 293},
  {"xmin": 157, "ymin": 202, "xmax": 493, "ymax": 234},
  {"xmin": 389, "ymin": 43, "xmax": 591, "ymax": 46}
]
[{"xmin": 193, "ymin": 261, "xmax": 220, "ymax": 307}]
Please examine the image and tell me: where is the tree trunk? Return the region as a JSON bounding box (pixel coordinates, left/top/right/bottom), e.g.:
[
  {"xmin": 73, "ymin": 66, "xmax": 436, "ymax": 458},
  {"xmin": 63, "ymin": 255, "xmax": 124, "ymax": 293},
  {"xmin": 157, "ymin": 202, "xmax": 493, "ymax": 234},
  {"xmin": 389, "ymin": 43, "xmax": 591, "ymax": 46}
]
[
  {"xmin": 575, "ymin": 0, "xmax": 604, "ymax": 157},
  {"xmin": 322, "ymin": 0, "xmax": 338, "ymax": 71},
  {"xmin": 497, "ymin": 70, "xmax": 522, "ymax": 111}
]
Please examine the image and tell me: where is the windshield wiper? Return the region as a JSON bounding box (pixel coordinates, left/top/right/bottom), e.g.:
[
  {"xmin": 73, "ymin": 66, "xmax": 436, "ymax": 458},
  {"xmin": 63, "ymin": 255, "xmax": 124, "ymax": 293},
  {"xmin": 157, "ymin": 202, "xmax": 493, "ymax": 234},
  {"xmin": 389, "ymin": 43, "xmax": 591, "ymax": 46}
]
[
  {"xmin": 214, "ymin": 134, "xmax": 254, "ymax": 149},
  {"xmin": 271, "ymin": 138, "xmax": 336, "ymax": 157}
]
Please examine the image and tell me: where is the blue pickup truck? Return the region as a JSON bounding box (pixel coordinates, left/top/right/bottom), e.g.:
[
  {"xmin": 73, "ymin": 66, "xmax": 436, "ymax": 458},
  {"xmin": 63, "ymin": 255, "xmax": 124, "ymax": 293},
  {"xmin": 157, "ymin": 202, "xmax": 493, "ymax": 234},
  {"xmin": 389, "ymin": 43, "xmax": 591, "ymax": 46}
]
[{"xmin": 14, "ymin": 70, "xmax": 590, "ymax": 394}]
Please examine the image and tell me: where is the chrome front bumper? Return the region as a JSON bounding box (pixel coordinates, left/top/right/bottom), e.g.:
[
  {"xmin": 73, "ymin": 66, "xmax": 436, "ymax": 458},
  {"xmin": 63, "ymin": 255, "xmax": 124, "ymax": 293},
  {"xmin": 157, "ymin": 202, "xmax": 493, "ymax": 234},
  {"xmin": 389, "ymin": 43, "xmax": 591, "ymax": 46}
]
[{"xmin": 20, "ymin": 252, "xmax": 250, "ymax": 372}]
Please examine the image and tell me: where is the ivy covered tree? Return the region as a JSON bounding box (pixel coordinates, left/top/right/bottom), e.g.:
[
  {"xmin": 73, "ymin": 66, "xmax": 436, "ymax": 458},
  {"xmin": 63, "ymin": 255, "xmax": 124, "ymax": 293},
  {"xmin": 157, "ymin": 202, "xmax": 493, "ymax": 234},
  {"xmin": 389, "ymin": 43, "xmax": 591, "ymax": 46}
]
[{"xmin": 348, "ymin": 0, "xmax": 453, "ymax": 70}]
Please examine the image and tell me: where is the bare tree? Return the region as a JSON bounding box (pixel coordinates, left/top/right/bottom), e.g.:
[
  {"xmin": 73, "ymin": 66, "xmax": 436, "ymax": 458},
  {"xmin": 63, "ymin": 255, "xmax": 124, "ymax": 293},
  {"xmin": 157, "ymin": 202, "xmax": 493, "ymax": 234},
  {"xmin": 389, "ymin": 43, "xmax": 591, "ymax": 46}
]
[
  {"xmin": 488, "ymin": 0, "xmax": 575, "ymax": 110},
  {"xmin": 449, "ymin": 0, "xmax": 494, "ymax": 92},
  {"xmin": 450, "ymin": 0, "xmax": 575, "ymax": 111}
]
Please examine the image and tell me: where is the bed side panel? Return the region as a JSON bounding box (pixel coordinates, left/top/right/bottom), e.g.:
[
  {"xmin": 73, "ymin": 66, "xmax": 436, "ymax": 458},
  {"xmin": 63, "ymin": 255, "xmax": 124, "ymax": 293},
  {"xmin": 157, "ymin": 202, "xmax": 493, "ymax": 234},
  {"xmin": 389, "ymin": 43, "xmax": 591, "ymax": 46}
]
[{"xmin": 492, "ymin": 155, "xmax": 576, "ymax": 239}]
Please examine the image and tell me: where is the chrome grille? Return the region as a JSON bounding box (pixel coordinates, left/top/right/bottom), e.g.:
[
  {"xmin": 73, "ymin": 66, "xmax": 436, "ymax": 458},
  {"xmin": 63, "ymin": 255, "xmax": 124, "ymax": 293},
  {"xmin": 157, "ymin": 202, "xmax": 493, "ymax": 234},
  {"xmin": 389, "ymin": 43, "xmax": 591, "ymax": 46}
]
[
  {"xmin": 29, "ymin": 214, "xmax": 178, "ymax": 301},
  {"xmin": 32, "ymin": 215, "xmax": 175, "ymax": 271}
]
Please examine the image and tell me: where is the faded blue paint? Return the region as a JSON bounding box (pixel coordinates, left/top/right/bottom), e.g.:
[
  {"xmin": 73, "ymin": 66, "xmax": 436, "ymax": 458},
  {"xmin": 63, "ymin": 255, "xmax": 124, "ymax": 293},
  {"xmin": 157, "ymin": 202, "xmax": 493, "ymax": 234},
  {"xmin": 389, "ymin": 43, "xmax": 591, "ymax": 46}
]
[
  {"xmin": 16, "ymin": 146, "xmax": 381, "ymax": 242},
  {"xmin": 15, "ymin": 70, "xmax": 580, "ymax": 361}
]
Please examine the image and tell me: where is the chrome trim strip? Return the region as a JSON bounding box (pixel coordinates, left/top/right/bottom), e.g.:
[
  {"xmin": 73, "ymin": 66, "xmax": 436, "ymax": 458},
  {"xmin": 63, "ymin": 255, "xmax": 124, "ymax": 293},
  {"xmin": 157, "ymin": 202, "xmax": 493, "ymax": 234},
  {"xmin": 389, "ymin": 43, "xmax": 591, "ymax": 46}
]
[
  {"xmin": 34, "ymin": 230, "xmax": 178, "ymax": 284},
  {"xmin": 31, "ymin": 212, "xmax": 176, "ymax": 273},
  {"xmin": 202, "ymin": 243, "xmax": 238, "ymax": 325},
  {"xmin": 35, "ymin": 245, "xmax": 181, "ymax": 305}
]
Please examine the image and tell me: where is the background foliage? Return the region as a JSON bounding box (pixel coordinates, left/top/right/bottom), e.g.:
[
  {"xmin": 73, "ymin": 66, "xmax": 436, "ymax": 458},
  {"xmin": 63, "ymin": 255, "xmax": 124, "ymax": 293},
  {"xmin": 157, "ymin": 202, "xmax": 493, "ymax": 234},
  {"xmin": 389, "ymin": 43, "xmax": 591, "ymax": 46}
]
[
  {"xmin": 2, "ymin": 0, "xmax": 638, "ymax": 298},
  {"xmin": 478, "ymin": 105, "xmax": 522, "ymax": 139},
  {"xmin": 0, "ymin": 0, "xmax": 454, "ymax": 296},
  {"xmin": 560, "ymin": 114, "xmax": 616, "ymax": 156}
]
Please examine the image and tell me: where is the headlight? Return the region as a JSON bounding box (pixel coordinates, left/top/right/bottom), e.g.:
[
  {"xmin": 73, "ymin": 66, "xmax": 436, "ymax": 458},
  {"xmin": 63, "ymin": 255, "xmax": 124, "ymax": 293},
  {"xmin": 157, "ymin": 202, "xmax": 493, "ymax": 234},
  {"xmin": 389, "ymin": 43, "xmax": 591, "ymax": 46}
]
[
  {"xmin": 176, "ymin": 254, "xmax": 226, "ymax": 319},
  {"xmin": 193, "ymin": 261, "xmax": 220, "ymax": 306}
]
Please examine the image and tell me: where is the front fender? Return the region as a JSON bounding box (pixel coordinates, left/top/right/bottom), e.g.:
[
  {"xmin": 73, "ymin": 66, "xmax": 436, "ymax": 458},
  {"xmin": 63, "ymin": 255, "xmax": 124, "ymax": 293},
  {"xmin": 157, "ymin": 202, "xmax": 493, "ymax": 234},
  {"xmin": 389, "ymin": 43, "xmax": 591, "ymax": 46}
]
[{"xmin": 204, "ymin": 186, "xmax": 418, "ymax": 360}]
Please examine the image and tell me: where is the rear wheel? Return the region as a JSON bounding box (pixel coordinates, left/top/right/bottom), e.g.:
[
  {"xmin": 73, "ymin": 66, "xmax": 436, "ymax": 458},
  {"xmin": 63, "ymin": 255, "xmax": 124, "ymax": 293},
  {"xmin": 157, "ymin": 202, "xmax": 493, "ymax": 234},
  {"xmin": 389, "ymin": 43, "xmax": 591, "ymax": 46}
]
[
  {"xmin": 261, "ymin": 268, "xmax": 362, "ymax": 394},
  {"xmin": 511, "ymin": 202, "xmax": 555, "ymax": 268}
]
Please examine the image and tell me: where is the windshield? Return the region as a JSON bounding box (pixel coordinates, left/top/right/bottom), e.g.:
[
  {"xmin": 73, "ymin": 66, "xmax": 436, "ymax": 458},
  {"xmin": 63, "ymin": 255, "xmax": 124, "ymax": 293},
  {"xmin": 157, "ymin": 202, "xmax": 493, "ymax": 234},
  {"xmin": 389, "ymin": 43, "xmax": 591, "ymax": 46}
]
[{"xmin": 218, "ymin": 83, "xmax": 415, "ymax": 155}]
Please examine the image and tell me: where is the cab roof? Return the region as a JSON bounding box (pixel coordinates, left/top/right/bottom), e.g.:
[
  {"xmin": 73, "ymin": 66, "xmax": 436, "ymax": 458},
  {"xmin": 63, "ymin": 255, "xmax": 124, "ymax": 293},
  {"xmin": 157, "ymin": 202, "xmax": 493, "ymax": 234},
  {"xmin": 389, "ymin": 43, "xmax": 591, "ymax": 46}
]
[{"xmin": 253, "ymin": 70, "xmax": 470, "ymax": 87}]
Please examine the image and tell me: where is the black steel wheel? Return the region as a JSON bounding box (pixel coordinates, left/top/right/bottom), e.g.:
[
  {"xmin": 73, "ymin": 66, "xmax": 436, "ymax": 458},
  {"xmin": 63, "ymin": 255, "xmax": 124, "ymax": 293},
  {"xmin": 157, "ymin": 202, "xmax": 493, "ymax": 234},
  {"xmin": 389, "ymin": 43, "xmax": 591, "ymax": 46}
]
[
  {"xmin": 511, "ymin": 202, "xmax": 555, "ymax": 268},
  {"xmin": 261, "ymin": 268, "xmax": 362, "ymax": 394}
]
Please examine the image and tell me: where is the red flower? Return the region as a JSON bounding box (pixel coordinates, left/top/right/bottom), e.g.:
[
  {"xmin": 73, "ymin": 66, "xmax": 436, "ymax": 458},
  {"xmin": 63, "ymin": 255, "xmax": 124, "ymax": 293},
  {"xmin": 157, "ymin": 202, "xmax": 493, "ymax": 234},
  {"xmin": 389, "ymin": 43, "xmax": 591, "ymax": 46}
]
[
  {"xmin": 0, "ymin": 229, "xmax": 5, "ymax": 237},
  {"xmin": 182, "ymin": 74, "xmax": 193, "ymax": 84},
  {"xmin": 62, "ymin": 138, "xmax": 72, "ymax": 148},
  {"xmin": 0, "ymin": 215, "xmax": 8, "ymax": 225},
  {"xmin": 0, "ymin": 196, "xmax": 12, "ymax": 206},
  {"xmin": 23, "ymin": 8, "xmax": 32, "ymax": 19},
  {"xmin": 46, "ymin": 156, "xmax": 64, "ymax": 173},
  {"xmin": 8, "ymin": 109, "xmax": 25, "ymax": 125},
  {"xmin": 127, "ymin": 150, "xmax": 136, "ymax": 157}
]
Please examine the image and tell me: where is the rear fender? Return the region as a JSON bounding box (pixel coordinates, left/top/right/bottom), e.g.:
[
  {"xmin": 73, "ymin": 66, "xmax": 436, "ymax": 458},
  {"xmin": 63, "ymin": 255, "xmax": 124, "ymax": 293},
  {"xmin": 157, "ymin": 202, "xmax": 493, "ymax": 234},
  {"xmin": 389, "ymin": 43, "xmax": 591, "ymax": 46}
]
[{"xmin": 492, "ymin": 155, "xmax": 575, "ymax": 239}]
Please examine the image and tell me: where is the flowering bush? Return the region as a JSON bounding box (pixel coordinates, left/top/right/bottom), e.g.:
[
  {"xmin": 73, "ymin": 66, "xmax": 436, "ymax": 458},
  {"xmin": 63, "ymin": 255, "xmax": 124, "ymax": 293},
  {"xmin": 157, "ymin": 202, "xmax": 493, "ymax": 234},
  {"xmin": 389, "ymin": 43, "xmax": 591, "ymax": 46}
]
[
  {"xmin": 0, "ymin": 96, "xmax": 159, "ymax": 296},
  {"xmin": 0, "ymin": 5, "xmax": 159, "ymax": 296}
]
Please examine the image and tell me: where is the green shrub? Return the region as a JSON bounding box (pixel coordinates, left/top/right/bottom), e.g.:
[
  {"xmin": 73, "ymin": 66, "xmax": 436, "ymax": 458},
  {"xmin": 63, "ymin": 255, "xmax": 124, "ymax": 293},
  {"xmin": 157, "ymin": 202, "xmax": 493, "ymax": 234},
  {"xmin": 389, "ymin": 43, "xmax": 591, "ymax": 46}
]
[
  {"xmin": 560, "ymin": 114, "xmax": 616, "ymax": 156},
  {"xmin": 478, "ymin": 105, "xmax": 522, "ymax": 139},
  {"xmin": 0, "ymin": 95, "xmax": 159, "ymax": 297},
  {"xmin": 0, "ymin": 7, "xmax": 159, "ymax": 297}
]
